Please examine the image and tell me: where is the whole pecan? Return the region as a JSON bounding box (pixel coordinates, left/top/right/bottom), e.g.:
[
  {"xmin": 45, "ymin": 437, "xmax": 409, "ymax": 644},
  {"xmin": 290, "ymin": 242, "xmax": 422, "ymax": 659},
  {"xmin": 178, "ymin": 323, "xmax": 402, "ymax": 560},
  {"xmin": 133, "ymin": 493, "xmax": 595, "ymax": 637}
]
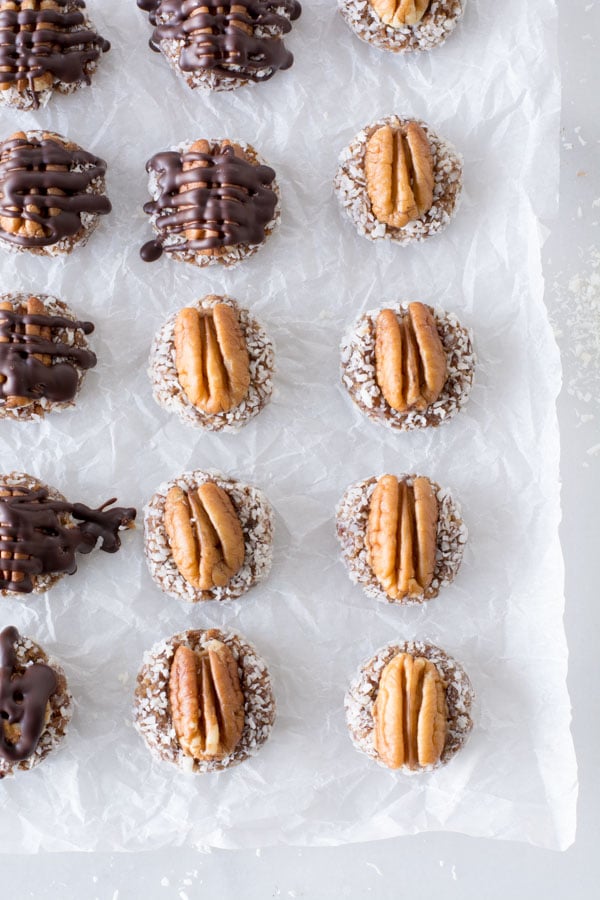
[
  {"xmin": 366, "ymin": 474, "xmax": 438, "ymax": 600},
  {"xmin": 169, "ymin": 638, "xmax": 245, "ymax": 761},
  {"xmin": 365, "ymin": 122, "xmax": 434, "ymax": 228},
  {"xmin": 373, "ymin": 651, "xmax": 447, "ymax": 770},
  {"xmin": 164, "ymin": 482, "xmax": 245, "ymax": 590},
  {"xmin": 369, "ymin": 0, "xmax": 430, "ymax": 27},
  {"xmin": 375, "ymin": 302, "xmax": 447, "ymax": 413},
  {"xmin": 174, "ymin": 302, "xmax": 250, "ymax": 414}
]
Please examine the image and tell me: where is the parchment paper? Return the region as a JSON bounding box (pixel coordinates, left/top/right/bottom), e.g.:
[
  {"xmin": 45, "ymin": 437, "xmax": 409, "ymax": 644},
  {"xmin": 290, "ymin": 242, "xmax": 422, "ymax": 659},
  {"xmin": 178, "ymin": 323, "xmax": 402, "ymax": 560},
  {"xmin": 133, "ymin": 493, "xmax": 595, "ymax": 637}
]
[{"xmin": 0, "ymin": 0, "xmax": 576, "ymax": 851}]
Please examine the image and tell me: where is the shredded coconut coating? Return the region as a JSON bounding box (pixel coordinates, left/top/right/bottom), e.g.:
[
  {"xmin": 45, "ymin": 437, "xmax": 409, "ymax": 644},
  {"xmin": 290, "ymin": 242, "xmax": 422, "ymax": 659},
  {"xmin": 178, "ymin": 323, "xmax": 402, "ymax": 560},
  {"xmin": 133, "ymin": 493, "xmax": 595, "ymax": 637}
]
[
  {"xmin": 134, "ymin": 627, "xmax": 275, "ymax": 773},
  {"xmin": 338, "ymin": 0, "xmax": 464, "ymax": 54},
  {"xmin": 0, "ymin": 4, "xmax": 105, "ymax": 111},
  {"xmin": 0, "ymin": 632, "xmax": 72, "ymax": 778},
  {"xmin": 334, "ymin": 116, "xmax": 462, "ymax": 245},
  {"xmin": 336, "ymin": 473, "xmax": 467, "ymax": 605},
  {"xmin": 0, "ymin": 471, "xmax": 71, "ymax": 598},
  {"xmin": 145, "ymin": 139, "xmax": 281, "ymax": 269},
  {"xmin": 0, "ymin": 130, "xmax": 108, "ymax": 258},
  {"xmin": 345, "ymin": 640, "xmax": 473, "ymax": 772},
  {"xmin": 148, "ymin": 295, "xmax": 274, "ymax": 431},
  {"xmin": 341, "ymin": 302, "xmax": 475, "ymax": 431},
  {"xmin": 0, "ymin": 292, "xmax": 93, "ymax": 422},
  {"xmin": 144, "ymin": 468, "xmax": 274, "ymax": 603}
]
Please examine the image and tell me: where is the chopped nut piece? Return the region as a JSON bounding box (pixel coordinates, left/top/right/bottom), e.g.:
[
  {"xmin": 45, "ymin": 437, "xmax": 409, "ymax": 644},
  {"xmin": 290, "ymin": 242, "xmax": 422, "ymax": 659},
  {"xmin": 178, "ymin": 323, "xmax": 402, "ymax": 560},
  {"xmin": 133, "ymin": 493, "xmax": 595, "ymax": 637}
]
[
  {"xmin": 366, "ymin": 474, "xmax": 438, "ymax": 600},
  {"xmin": 168, "ymin": 639, "xmax": 245, "ymax": 761},
  {"xmin": 373, "ymin": 652, "xmax": 447, "ymax": 769}
]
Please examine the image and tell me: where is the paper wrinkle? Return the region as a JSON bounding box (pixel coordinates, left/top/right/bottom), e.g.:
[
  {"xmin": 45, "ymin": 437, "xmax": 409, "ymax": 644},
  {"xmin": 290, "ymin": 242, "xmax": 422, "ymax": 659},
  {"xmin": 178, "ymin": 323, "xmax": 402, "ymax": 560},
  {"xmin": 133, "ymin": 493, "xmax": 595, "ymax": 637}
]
[{"xmin": 0, "ymin": 0, "xmax": 575, "ymax": 851}]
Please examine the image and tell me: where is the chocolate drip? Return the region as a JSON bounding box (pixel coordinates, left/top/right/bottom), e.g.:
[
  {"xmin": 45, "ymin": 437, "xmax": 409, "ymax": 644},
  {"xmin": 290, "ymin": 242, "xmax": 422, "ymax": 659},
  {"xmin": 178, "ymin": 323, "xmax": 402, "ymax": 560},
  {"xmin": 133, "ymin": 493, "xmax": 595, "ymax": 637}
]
[
  {"xmin": 0, "ymin": 486, "xmax": 136, "ymax": 593},
  {"xmin": 137, "ymin": 0, "xmax": 301, "ymax": 81},
  {"xmin": 0, "ymin": 626, "xmax": 57, "ymax": 763},
  {"xmin": 0, "ymin": 134, "xmax": 111, "ymax": 249},
  {"xmin": 0, "ymin": 1, "xmax": 110, "ymax": 109},
  {"xmin": 141, "ymin": 142, "xmax": 277, "ymax": 262},
  {"xmin": 0, "ymin": 308, "xmax": 96, "ymax": 404}
]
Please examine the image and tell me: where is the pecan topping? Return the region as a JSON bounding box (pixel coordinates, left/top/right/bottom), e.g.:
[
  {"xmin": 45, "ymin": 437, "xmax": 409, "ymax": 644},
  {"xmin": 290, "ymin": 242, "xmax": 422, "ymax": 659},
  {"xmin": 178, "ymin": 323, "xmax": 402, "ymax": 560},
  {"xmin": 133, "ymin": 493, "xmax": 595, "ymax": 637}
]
[
  {"xmin": 0, "ymin": 131, "xmax": 111, "ymax": 248},
  {"xmin": 140, "ymin": 139, "xmax": 277, "ymax": 262},
  {"xmin": 373, "ymin": 652, "xmax": 447, "ymax": 770},
  {"xmin": 137, "ymin": 0, "xmax": 301, "ymax": 82},
  {"xmin": 0, "ymin": 295, "xmax": 96, "ymax": 408},
  {"xmin": 0, "ymin": 625, "xmax": 56, "ymax": 763},
  {"xmin": 164, "ymin": 482, "xmax": 245, "ymax": 590},
  {"xmin": 375, "ymin": 303, "xmax": 447, "ymax": 413},
  {"xmin": 366, "ymin": 474, "xmax": 438, "ymax": 600},
  {"xmin": 169, "ymin": 638, "xmax": 245, "ymax": 761},
  {"xmin": 365, "ymin": 122, "xmax": 434, "ymax": 228},
  {"xmin": 0, "ymin": 1, "xmax": 109, "ymax": 108},
  {"xmin": 174, "ymin": 302, "xmax": 250, "ymax": 414},
  {"xmin": 369, "ymin": 0, "xmax": 429, "ymax": 27}
]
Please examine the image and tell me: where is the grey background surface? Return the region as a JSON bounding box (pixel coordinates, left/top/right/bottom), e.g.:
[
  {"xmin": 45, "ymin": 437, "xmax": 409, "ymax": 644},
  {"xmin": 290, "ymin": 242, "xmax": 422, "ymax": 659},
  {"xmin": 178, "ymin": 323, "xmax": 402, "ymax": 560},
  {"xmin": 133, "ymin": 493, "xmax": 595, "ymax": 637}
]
[{"xmin": 2, "ymin": 0, "xmax": 599, "ymax": 895}]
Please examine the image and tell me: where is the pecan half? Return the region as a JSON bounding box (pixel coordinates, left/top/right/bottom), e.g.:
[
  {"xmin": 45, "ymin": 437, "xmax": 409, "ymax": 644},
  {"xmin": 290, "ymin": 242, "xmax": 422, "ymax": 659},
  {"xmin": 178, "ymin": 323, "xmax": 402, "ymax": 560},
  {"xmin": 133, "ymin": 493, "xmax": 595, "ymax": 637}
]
[
  {"xmin": 0, "ymin": 130, "xmax": 68, "ymax": 240},
  {"xmin": 0, "ymin": 0, "xmax": 56, "ymax": 95},
  {"xmin": 375, "ymin": 303, "xmax": 447, "ymax": 413},
  {"xmin": 169, "ymin": 638, "xmax": 245, "ymax": 761},
  {"xmin": 365, "ymin": 122, "xmax": 434, "ymax": 228},
  {"xmin": 0, "ymin": 484, "xmax": 30, "ymax": 589},
  {"xmin": 0, "ymin": 295, "xmax": 51, "ymax": 408},
  {"xmin": 369, "ymin": 0, "xmax": 430, "ymax": 27},
  {"xmin": 373, "ymin": 652, "xmax": 447, "ymax": 770},
  {"xmin": 164, "ymin": 482, "xmax": 245, "ymax": 590},
  {"xmin": 366, "ymin": 474, "xmax": 438, "ymax": 600},
  {"xmin": 174, "ymin": 302, "xmax": 250, "ymax": 414}
]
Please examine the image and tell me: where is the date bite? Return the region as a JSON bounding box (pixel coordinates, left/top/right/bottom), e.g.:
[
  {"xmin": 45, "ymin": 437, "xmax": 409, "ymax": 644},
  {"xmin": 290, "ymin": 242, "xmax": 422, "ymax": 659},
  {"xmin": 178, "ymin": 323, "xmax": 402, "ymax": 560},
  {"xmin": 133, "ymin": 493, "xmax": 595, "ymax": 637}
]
[
  {"xmin": 341, "ymin": 301, "xmax": 475, "ymax": 431},
  {"xmin": 140, "ymin": 138, "xmax": 279, "ymax": 267},
  {"xmin": 0, "ymin": 472, "xmax": 136, "ymax": 597},
  {"xmin": 338, "ymin": 0, "xmax": 464, "ymax": 54},
  {"xmin": 336, "ymin": 472, "xmax": 466, "ymax": 606},
  {"xmin": 334, "ymin": 116, "xmax": 462, "ymax": 245},
  {"xmin": 0, "ymin": 625, "xmax": 72, "ymax": 778},
  {"xmin": 345, "ymin": 640, "xmax": 473, "ymax": 773},
  {"xmin": 149, "ymin": 294, "xmax": 274, "ymax": 431},
  {"xmin": 0, "ymin": 0, "xmax": 110, "ymax": 111},
  {"xmin": 0, "ymin": 130, "xmax": 111, "ymax": 256},
  {"xmin": 0, "ymin": 292, "xmax": 96, "ymax": 421},
  {"xmin": 144, "ymin": 468, "xmax": 273, "ymax": 603},
  {"xmin": 137, "ymin": 0, "xmax": 302, "ymax": 92},
  {"xmin": 134, "ymin": 627, "xmax": 275, "ymax": 773}
]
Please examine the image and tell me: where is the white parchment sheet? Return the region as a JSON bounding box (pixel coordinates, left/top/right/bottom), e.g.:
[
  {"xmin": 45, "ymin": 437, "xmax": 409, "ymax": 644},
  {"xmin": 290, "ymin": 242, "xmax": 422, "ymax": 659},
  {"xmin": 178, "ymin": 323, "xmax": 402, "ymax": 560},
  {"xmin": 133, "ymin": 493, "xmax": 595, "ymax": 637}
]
[{"xmin": 0, "ymin": 0, "xmax": 576, "ymax": 851}]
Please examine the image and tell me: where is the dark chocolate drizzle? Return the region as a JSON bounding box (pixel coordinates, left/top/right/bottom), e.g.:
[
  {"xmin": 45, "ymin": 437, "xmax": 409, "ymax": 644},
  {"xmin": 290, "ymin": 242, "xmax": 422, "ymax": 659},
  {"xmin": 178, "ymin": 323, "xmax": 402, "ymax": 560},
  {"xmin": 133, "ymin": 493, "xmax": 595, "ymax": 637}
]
[
  {"xmin": 0, "ymin": 625, "xmax": 57, "ymax": 763},
  {"xmin": 137, "ymin": 0, "xmax": 301, "ymax": 82},
  {"xmin": 0, "ymin": 484, "xmax": 136, "ymax": 593},
  {"xmin": 0, "ymin": 133, "xmax": 111, "ymax": 249},
  {"xmin": 0, "ymin": 306, "xmax": 96, "ymax": 404},
  {"xmin": 0, "ymin": 1, "xmax": 110, "ymax": 109},
  {"xmin": 140, "ymin": 141, "xmax": 277, "ymax": 262}
]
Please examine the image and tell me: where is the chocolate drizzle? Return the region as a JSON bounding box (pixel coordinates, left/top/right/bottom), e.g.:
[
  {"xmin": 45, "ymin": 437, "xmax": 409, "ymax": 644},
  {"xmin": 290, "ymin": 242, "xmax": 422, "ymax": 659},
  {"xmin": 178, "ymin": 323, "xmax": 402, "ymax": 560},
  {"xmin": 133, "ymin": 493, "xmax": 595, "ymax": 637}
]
[
  {"xmin": 141, "ymin": 141, "xmax": 277, "ymax": 262},
  {"xmin": 0, "ymin": 133, "xmax": 111, "ymax": 249},
  {"xmin": 0, "ymin": 305, "xmax": 96, "ymax": 405},
  {"xmin": 137, "ymin": 0, "xmax": 301, "ymax": 82},
  {"xmin": 0, "ymin": 1, "xmax": 110, "ymax": 109},
  {"xmin": 0, "ymin": 483, "xmax": 136, "ymax": 593},
  {"xmin": 0, "ymin": 626, "xmax": 57, "ymax": 763}
]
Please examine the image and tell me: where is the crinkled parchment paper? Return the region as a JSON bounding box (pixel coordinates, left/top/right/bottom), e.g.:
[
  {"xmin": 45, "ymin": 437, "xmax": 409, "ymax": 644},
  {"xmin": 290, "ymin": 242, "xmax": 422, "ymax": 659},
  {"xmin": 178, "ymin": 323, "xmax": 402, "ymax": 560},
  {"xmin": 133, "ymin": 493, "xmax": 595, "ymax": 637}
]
[{"xmin": 0, "ymin": 0, "xmax": 576, "ymax": 851}]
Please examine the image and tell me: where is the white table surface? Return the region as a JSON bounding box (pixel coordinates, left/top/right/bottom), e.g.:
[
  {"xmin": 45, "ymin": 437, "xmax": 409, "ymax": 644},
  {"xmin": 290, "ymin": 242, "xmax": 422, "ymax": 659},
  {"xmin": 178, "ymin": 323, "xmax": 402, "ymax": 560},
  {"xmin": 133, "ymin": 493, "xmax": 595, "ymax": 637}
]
[{"xmin": 4, "ymin": 0, "xmax": 599, "ymax": 895}]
